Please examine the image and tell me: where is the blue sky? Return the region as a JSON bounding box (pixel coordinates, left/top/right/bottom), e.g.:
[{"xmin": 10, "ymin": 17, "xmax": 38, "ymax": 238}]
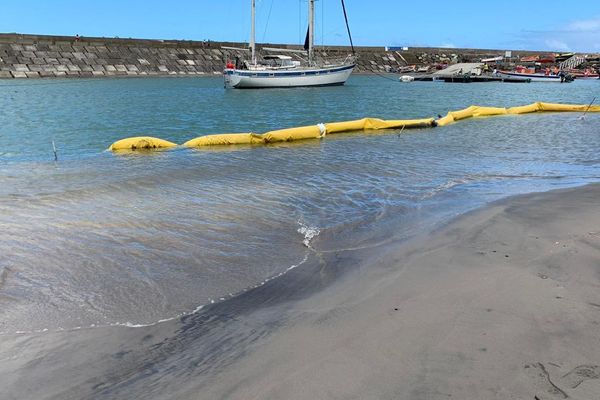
[{"xmin": 2, "ymin": 0, "xmax": 599, "ymax": 52}]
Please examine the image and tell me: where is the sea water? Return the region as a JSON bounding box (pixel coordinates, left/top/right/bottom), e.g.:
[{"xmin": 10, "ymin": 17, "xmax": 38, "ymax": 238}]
[{"xmin": 0, "ymin": 76, "xmax": 599, "ymax": 333}]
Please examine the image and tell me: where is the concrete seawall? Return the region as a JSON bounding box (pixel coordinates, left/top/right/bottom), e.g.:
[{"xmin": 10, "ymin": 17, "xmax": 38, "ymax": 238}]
[{"xmin": 0, "ymin": 33, "xmax": 546, "ymax": 79}]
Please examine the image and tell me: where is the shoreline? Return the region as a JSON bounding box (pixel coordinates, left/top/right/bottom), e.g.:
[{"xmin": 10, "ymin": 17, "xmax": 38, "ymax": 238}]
[
  {"xmin": 2, "ymin": 183, "xmax": 600, "ymax": 399},
  {"xmin": 201, "ymin": 183, "xmax": 600, "ymax": 399}
]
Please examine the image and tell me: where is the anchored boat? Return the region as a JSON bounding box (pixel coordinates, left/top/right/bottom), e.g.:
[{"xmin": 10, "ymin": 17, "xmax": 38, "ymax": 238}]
[
  {"xmin": 224, "ymin": 0, "xmax": 356, "ymax": 89},
  {"xmin": 498, "ymin": 70, "xmax": 573, "ymax": 83}
]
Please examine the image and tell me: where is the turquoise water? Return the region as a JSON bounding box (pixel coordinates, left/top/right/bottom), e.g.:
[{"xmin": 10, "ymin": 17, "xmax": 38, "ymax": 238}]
[{"xmin": 1, "ymin": 76, "xmax": 599, "ymax": 332}]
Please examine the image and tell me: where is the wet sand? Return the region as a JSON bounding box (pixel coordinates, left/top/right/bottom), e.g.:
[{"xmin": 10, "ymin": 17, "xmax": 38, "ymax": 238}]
[
  {"xmin": 204, "ymin": 184, "xmax": 600, "ymax": 399},
  {"xmin": 2, "ymin": 184, "xmax": 600, "ymax": 399}
]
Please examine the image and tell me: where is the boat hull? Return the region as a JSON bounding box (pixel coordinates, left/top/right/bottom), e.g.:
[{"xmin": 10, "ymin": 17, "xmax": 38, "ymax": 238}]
[
  {"xmin": 498, "ymin": 71, "xmax": 564, "ymax": 82},
  {"xmin": 224, "ymin": 64, "xmax": 354, "ymax": 88}
]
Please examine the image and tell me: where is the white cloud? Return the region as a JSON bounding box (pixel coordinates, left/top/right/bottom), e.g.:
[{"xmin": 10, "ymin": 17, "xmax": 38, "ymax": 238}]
[
  {"xmin": 505, "ymin": 15, "xmax": 600, "ymax": 52},
  {"xmin": 567, "ymin": 17, "xmax": 600, "ymax": 32},
  {"xmin": 544, "ymin": 39, "xmax": 570, "ymax": 51}
]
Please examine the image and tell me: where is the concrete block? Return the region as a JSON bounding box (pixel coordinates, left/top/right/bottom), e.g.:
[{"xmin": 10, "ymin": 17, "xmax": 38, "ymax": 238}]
[
  {"xmin": 28, "ymin": 65, "xmax": 44, "ymax": 72},
  {"xmin": 32, "ymin": 58, "xmax": 46, "ymax": 64},
  {"xmin": 54, "ymin": 71, "xmax": 67, "ymax": 76},
  {"xmin": 0, "ymin": 71, "xmax": 12, "ymax": 78},
  {"xmin": 10, "ymin": 71, "xmax": 27, "ymax": 78},
  {"xmin": 38, "ymin": 71, "xmax": 55, "ymax": 78},
  {"xmin": 59, "ymin": 45, "xmax": 74, "ymax": 52},
  {"xmin": 46, "ymin": 51, "xmax": 60, "ymax": 58},
  {"xmin": 115, "ymin": 64, "xmax": 127, "ymax": 71},
  {"xmin": 17, "ymin": 57, "xmax": 32, "ymax": 64},
  {"xmin": 79, "ymin": 71, "xmax": 93, "ymax": 77},
  {"xmin": 45, "ymin": 58, "xmax": 59, "ymax": 65},
  {"xmin": 68, "ymin": 65, "xmax": 81, "ymax": 71},
  {"xmin": 105, "ymin": 65, "xmax": 116, "ymax": 71},
  {"xmin": 91, "ymin": 65, "xmax": 104, "ymax": 71},
  {"xmin": 158, "ymin": 65, "xmax": 168, "ymax": 72},
  {"xmin": 25, "ymin": 71, "xmax": 40, "ymax": 78},
  {"xmin": 56, "ymin": 65, "xmax": 70, "ymax": 72},
  {"xmin": 91, "ymin": 71, "xmax": 105, "ymax": 76},
  {"xmin": 42, "ymin": 66, "xmax": 57, "ymax": 72},
  {"xmin": 186, "ymin": 60, "xmax": 196, "ymax": 65},
  {"xmin": 21, "ymin": 51, "xmax": 36, "ymax": 58},
  {"xmin": 13, "ymin": 64, "xmax": 29, "ymax": 72},
  {"xmin": 34, "ymin": 51, "xmax": 48, "ymax": 58},
  {"xmin": 10, "ymin": 44, "xmax": 24, "ymax": 51},
  {"xmin": 126, "ymin": 64, "xmax": 139, "ymax": 71},
  {"xmin": 85, "ymin": 52, "xmax": 98, "ymax": 59},
  {"xmin": 79, "ymin": 65, "xmax": 93, "ymax": 71},
  {"xmin": 66, "ymin": 71, "xmax": 81, "ymax": 77},
  {"xmin": 137, "ymin": 58, "xmax": 150, "ymax": 65},
  {"xmin": 72, "ymin": 52, "xmax": 85, "ymax": 59},
  {"xmin": 2, "ymin": 56, "xmax": 18, "ymax": 64}
]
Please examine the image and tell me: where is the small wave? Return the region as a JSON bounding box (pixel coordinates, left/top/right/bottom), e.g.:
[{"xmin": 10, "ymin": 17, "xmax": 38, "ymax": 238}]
[
  {"xmin": 421, "ymin": 173, "xmax": 568, "ymax": 200},
  {"xmin": 1, "ymin": 251, "xmax": 313, "ymax": 336}
]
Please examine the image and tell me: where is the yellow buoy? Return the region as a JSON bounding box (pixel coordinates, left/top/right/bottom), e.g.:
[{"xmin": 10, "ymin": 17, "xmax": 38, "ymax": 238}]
[
  {"xmin": 262, "ymin": 126, "xmax": 323, "ymax": 143},
  {"xmin": 183, "ymin": 133, "xmax": 263, "ymax": 147},
  {"xmin": 109, "ymin": 136, "xmax": 177, "ymax": 151}
]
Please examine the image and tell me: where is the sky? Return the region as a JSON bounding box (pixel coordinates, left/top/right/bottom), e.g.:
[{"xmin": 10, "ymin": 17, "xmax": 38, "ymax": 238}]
[{"xmin": 1, "ymin": 0, "xmax": 599, "ymax": 52}]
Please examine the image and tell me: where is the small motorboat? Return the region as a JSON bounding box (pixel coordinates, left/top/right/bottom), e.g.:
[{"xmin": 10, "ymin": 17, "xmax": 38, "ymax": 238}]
[
  {"xmin": 498, "ymin": 70, "xmax": 573, "ymax": 83},
  {"xmin": 399, "ymin": 75, "xmax": 415, "ymax": 82}
]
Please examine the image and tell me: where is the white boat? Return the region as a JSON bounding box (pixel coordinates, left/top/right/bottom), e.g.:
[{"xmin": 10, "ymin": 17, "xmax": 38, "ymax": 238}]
[
  {"xmin": 224, "ymin": 0, "xmax": 355, "ymax": 89},
  {"xmin": 498, "ymin": 70, "xmax": 567, "ymax": 82}
]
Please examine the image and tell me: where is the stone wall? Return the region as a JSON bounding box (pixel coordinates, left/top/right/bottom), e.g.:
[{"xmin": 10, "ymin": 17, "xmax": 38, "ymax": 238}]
[{"xmin": 0, "ymin": 33, "xmax": 548, "ymax": 79}]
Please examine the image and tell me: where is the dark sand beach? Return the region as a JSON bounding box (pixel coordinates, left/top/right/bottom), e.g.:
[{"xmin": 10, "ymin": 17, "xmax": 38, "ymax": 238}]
[
  {"xmin": 2, "ymin": 184, "xmax": 600, "ymax": 399},
  {"xmin": 192, "ymin": 185, "xmax": 600, "ymax": 399},
  {"xmin": 196, "ymin": 184, "xmax": 600, "ymax": 400}
]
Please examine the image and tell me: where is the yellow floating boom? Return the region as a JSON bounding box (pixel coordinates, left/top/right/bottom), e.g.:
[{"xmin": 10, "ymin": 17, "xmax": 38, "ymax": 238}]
[
  {"xmin": 108, "ymin": 102, "xmax": 600, "ymax": 151},
  {"xmin": 108, "ymin": 136, "xmax": 177, "ymax": 151}
]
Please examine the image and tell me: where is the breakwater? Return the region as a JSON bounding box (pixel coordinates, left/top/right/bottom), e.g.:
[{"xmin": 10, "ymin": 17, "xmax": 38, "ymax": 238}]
[{"xmin": 0, "ymin": 33, "xmax": 548, "ymax": 79}]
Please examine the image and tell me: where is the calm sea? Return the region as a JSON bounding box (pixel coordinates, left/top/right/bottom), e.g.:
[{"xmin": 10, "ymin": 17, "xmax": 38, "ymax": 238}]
[{"xmin": 1, "ymin": 76, "xmax": 599, "ymax": 333}]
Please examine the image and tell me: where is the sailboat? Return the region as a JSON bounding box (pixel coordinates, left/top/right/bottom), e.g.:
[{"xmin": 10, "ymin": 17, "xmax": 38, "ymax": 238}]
[{"xmin": 224, "ymin": 0, "xmax": 356, "ymax": 89}]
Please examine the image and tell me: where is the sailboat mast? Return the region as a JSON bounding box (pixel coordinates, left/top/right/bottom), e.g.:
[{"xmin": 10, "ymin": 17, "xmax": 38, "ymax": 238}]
[
  {"xmin": 308, "ymin": 0, "xmax": 315, "ymax": 65},
  {"xmin": 250, "ymin": 0, "xmax": 256, "ymax": 64}
]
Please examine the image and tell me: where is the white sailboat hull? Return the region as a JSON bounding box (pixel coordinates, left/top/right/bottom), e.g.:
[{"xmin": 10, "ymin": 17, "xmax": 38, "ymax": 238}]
[
  {"xmin": 224, "ymin": 64, "xmax": 355, "ymax": 88},
  {"xmin": 498, "ymin": 71, "xmax": 563, "ymax": 82}
]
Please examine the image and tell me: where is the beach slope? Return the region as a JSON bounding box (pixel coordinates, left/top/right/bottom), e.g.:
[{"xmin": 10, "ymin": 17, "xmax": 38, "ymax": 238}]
[{"xmin": 206, "ymin": 184, "xmax": 600, "ymax": 400}]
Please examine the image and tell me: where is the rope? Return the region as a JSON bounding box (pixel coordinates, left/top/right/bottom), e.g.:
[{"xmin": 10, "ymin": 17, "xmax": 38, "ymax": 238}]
[
  {"xmin": 261, "ymin": 0, "xmax": 275, "ymax": 42},
  {"xmin": 340, "ymin": 0, "xmax": 355, "ymax": 55},
  {"xmin": 371, "ymin": 70, "xmax": 402, "ymax": 82}
]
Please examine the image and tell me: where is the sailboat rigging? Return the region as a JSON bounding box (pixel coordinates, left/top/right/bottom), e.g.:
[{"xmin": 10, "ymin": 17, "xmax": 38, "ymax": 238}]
[{"xmin": 223, "ymin": 0, "xmax": 356, "ymax": 89}]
